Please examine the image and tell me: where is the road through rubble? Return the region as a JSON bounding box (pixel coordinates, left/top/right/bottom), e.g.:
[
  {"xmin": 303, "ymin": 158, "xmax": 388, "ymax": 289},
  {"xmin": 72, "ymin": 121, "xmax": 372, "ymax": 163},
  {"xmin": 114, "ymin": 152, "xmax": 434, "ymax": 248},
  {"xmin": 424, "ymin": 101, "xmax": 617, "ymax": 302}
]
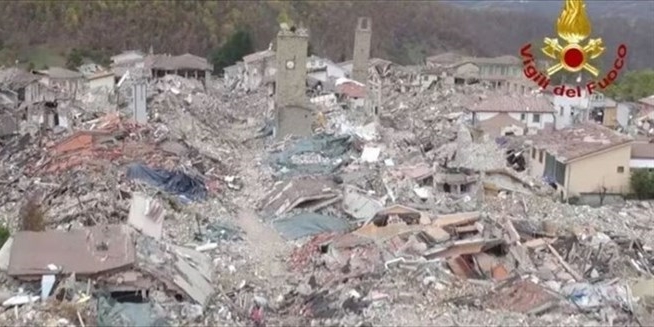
[
  {"xmin": 233, "ymin": 137, "xmax": 290, "ymax": 283},
  {"xmin": 236, "ymin": 207, "xmax": 289, "ymax": 280}
]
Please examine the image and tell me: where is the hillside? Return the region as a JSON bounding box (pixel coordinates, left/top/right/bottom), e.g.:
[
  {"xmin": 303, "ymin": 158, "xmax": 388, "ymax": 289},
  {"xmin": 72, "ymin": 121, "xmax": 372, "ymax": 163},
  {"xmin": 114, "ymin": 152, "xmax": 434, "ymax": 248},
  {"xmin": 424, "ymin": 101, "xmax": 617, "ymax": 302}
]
[
  {"xmin": 447, "ymin": 0, "xmax": 654, "ymax": 20},
  {"xmin": 0, "ymin": 1, "xmax": 652, "ymax": 70}
]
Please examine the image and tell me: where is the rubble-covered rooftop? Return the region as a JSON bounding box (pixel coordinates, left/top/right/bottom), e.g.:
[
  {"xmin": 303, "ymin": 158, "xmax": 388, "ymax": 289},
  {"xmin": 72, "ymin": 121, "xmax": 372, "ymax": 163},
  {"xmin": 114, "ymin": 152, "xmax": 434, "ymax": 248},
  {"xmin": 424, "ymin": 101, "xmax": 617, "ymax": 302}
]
[
  {"xmin": 469, "ymin": 94, "xmax": 555, "ymax": 113},
  {"xmin": 531, "ymin": 123, "xmax": 633, "ymax": 162}
]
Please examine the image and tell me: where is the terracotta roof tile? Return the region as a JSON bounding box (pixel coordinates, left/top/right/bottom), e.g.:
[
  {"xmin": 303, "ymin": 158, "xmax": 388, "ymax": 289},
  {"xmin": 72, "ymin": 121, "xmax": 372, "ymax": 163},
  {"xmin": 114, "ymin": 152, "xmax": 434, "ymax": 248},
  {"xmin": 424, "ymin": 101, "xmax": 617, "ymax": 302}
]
[
  {"xmin": 337, "ymin": 82, "xmax": 366, "ymax": 98},
  {"xmin": 531, "ymin": 123, "xmax": 633, "ymax": 162}
]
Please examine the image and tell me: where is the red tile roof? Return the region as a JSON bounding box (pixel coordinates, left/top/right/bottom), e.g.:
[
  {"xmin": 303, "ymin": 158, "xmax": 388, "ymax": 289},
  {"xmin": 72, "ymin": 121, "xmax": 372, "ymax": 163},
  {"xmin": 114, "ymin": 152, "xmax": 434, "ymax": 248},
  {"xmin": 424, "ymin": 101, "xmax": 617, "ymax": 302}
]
[{"xmin": 337, "ymin": 82, "xmax": 366, "ymax": 98}]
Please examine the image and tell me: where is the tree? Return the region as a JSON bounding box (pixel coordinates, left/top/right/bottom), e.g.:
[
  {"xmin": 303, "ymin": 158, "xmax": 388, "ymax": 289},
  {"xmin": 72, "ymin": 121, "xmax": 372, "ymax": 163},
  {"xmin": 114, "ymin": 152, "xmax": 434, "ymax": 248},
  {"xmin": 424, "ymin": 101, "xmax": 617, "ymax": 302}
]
[
  {"xmin": 597, "ymin": 185, "xmax": 608, "ymax": 206},
  {"xmin": 630, "ymin": 169, "xmax": 654, "ymax": 199},
  {"xmin": 209, "ymin": 29, "xmax": 254, "ymax": 75},
  {"xmin": 65, "ymin": 48, "xmax": 84, "ymax": 70},
  {"xmin": 604, "ymin": 70, "xmax": 654, "ymax": 101}
]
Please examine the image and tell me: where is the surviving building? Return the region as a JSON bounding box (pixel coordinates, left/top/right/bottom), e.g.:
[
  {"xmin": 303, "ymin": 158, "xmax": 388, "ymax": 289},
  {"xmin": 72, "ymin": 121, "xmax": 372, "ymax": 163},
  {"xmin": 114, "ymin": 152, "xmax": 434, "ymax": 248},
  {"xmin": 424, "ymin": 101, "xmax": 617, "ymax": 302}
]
[
  {"xmin": 528, "ymin": 123, "xmax": 633, "ymax": 200},
  {"xmin": 146, "ymin": 54, "xmax": 213, "ymax": 84},
  {"xmin": 469, "ymin": 94, "xmax": 556, "ymax": 136},
  {"xmin": 274, "ymin": 25, "xmax": 313, "ymax": 139},
  {"xmin": 351, "ymin": 17, "xmax": 372, "ymax": 85}
]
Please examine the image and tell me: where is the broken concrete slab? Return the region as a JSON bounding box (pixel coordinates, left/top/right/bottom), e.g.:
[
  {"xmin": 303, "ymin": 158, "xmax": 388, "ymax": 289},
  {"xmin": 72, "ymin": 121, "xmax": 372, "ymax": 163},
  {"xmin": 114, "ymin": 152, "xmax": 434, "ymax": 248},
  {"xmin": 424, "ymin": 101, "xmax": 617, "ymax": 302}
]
[
  {"xmin": 396, "ymin": 163, "xmax": 433, "ymax": 181},
  {"xmin": 361, "ymin": 146, "xmax": 381, "ymax": 163},
  {"xmin": 128, "ymin": 192, "xmax": 165, "ymax": 240},
  {"xmin": 159, "ymin": 141, "xmax": 189, "ymax": 156},
  {"xmin": 342, "ymin": 185, "xmax": 383, "ymax": 222},
  {"xmin": 8, "ymin": 225, "xmax": 135, "ymax": 278},
  {"xmin": 261, "ymin": 177, "xmax": 338, "ymax": 217},
  {"xmin": 132, "ymin": 235, "xmax": 214, "ymax": 307},
  {"xmin": 421, "ymin": 226, "xmax": 451, "ymax": 243},
  {"xmin": 433, "ymin": 211, "xmax": 481, "ymax": 228},
  {"xmin": 273, "ymin": 212, "xmax": 352, "ymax": 240}
]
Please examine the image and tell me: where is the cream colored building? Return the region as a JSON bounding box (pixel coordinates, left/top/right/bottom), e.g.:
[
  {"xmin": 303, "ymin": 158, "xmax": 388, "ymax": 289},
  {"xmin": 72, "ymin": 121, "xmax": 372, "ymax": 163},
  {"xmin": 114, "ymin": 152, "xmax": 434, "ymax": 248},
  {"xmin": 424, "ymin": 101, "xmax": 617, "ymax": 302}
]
[
  {"xmin": 468, "ymin": 94, "xmax": 556, "ymax": 136},
  {"xmin": 528, "ymin": 123, "xmax": 633, "ymax": 199},
  {"xmin": 87, "ymin": 71, "xmax": 116, "ymax": 90}
]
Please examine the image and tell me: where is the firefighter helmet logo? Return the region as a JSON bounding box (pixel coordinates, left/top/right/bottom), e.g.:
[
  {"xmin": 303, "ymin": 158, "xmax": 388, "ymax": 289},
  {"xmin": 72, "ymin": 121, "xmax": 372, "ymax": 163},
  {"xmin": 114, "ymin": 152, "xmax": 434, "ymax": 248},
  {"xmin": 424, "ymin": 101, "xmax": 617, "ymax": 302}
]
[{"xmin": 541, "ymin": 0, "xmax": 605, "ymax": 77}]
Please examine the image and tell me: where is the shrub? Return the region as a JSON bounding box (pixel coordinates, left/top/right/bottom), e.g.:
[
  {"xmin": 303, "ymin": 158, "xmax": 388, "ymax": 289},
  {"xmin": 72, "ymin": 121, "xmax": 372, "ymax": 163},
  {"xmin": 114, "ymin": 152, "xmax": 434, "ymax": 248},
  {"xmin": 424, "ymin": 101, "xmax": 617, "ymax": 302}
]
[
  {"xmin": 0, "ymin": 226, "xmax": 10, "ymax": 247},
  {"xmin": 630, "ymin": 169, "xmax": 654, "ymax": 199}
]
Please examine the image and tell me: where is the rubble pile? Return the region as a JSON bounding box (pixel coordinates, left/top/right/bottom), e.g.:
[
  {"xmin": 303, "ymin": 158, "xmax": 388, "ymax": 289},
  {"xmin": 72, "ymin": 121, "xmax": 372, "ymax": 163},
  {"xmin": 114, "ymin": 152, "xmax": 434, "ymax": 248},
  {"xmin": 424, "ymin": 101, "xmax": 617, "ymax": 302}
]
[
  {"xmin": 0, "ymin": 65, "xmax": 653, "ymax": 327},
  {"xmin": 244, "ymin": 70, "xmax": 654, "ymax": 326}
]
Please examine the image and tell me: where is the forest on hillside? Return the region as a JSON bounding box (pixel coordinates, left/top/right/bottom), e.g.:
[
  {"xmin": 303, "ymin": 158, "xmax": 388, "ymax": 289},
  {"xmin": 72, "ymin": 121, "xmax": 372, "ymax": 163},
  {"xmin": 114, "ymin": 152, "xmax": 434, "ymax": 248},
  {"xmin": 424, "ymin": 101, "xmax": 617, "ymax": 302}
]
[{"xmin": 0, "ymin": 1, "xmax": 652, "ymax": 70}]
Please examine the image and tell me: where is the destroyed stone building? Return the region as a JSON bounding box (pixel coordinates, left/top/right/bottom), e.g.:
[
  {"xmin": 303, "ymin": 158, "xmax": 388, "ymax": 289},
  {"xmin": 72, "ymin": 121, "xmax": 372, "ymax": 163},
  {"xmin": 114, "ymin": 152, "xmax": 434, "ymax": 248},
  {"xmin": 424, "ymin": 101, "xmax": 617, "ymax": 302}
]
[
  {"xmin": 242, "ymin": 49, "xmax": 276, "ymax": 91},
  {"xmin": 0, "ymin": 67, "xmax": 45, "ymax": 105},
  {"xmin": 110, "ymin": 50, "xmax": 148, "ymax": 80},
  {"xmin": 33, "ymin": 67, "xmax": 84, "ymax": 99}
]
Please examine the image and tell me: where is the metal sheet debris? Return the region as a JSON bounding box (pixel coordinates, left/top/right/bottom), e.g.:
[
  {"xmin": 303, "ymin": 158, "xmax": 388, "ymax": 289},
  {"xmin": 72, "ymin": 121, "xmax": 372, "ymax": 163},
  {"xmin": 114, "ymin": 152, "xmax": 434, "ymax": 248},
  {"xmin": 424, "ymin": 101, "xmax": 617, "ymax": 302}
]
[
  {"xmin": 128, "ymin": 192, "xmax": 165, "ymax": 240},
  {"xmin": 8, "ymin": 225, "xmax": 135, "ymax": 278}
]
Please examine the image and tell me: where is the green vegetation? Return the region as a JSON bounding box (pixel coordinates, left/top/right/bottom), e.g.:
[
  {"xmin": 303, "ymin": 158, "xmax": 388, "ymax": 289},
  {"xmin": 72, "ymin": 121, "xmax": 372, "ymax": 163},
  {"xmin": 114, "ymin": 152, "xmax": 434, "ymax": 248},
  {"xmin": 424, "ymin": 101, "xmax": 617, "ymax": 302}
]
[
  {"xmin": 209, "ymin": 30, "xmax": 254, "ymax": 75},
  {"xmin": 630, "ymin": 169, "xmax": 654, "ymax": 199},
  {"xmin": 66, "ymin": 47, "xmax": 110, "ymax": 70},
  {"xmin": 1, "ymin": 46, "xmax": 68, "ymax": 70},
  {"xmin": 0, "ymin": 226, "xmax": 9, "ymax": 248},
  {"xmin": 0, "ymin": 2, "xmax": 653, "ymax": 72},
  {"xmin": 604, "ymin": 70, "xmax": 654, "ymax": 102}
]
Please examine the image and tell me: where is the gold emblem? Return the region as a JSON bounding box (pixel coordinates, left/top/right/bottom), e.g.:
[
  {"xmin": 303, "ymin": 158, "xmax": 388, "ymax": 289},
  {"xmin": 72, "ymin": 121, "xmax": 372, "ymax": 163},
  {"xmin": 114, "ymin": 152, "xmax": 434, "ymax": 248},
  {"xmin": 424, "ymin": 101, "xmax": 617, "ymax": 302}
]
[{"xmin": 541, "ymin": 0, "xmax": 605, "ymax": 77}]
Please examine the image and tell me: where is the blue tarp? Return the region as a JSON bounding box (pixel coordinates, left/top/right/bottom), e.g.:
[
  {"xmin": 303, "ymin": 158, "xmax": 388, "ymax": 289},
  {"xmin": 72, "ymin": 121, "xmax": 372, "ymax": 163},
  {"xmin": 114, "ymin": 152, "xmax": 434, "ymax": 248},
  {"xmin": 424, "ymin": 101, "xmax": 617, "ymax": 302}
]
[
  {"xmin": 272, "ymin": 212, "xmax": 351, "ymax": 240},
  {"xmin": 268, "ymin": 134, "xmax": 352, "ymax": 176},
  {"xmin": 126, "ymin": 163, "xmax": 207, "ymax": 201},
  {"xmin": 97, "ymin": 296, "xmax": 169, "ymax": 327}
]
